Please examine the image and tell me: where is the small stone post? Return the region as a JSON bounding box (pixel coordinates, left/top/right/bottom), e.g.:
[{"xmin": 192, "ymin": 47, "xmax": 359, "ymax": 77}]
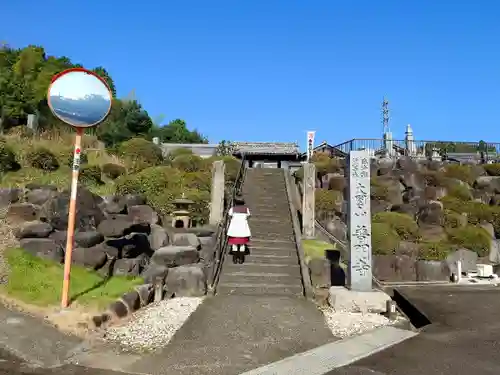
[
  {"xmin": 209, "ymin": 160, "xmax": 225, "ymax": 226},
  {"xmin": 302, "ymin": 163, "xmax": 315, "ymax": 238},
  {"xmin": 347, "ymin": 150, "xmax": 373, "ymax": 292},
  {"xmin": 154, "ymin": 277, "xmax": 163, "ymax": 302}
]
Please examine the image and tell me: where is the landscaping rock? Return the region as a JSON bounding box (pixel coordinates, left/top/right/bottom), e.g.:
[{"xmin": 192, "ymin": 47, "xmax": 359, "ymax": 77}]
[
  {"xmin": 186, "ymin": 226, "xmax": 216, "ymax": 238},
  {"xmin": 165, "ymin": 263, "xmax": 207, "ymax": 297},
  {"xmin": 135, "ymin": 284, "xmax": 154, "ymax": 306},
  {"xmin": 172, "ymin": 232, "xmax": 201, "ymax": 250},
  {"xmin": 26, "ymin": 189, "xmax": 56, "ymax": 206},
  {"xmin": 7, "ymin": 203, "xmax": 41, "ymax": 222},
  {"xmin": 373, "ymin": 255, "xmax": 417, "ymax": 282},
  {"xmin": 43, "ymin": 187, "xmax": 105, "ymax": 231},
  {"xmin": 101, "ymin": 195, "xmax": 126, "ymax": 215},
  {"xmin": 14, "ymin": 221, "xmax": 53, "ymax": 239},
  {"xmin": 328, "ymin": 286, "xmax": 390, "ymax": 313},
  {"xmin": 72, "ymin": 246, "xmax": 108, "ymax": 270},
  {"xmin": 128, "ymin": 205, "xmax": 159, "ymax": 224},
  {"xmin": 19, "ymin": 238, "xmax": 64, "ymax": 262},
  {"xmin": 75, "ymin": 231, "xmax": 105, "ymax": 248},
  {"xmin": 109, "ymin": 300, "xmax": 128, "ymax": 318},
  {"xmin": 97, "ymin": 216, "xmax": 150, "ymax": 238},
  {"xmin": 25, "ymin": 183, "xmax": 57, "ymax": 191},
  {"xmin": 121, "ymin": 194, "xmax": 146, "ymax": 209},
  {"xmin": 489, "ymin": 240, "xmax": 500, "ymax": 264},
  {"xmin": 149, "ymin": 224, "xmax": 169, "ymax": 251},
  {"xmin": 151, "ymin": 246, "xmax": 200, "ymax": 268},
  {"xmin": 106, "ymin": 233, "xmax": 152, "ymax": 259},
  {"xmin": 121, "ymin": 290, "xmax": 141, "ymax": 313},
  {"xmin": 141, "ymin": 264, "xmax": 169, "ymax": 284},
  {"xmin": 113, "ymin": 257, "xmax": 148, "ymax": 276},
  {"xmin": 0, "ymin": 188, "xmax": 21, "ymax": 207}
]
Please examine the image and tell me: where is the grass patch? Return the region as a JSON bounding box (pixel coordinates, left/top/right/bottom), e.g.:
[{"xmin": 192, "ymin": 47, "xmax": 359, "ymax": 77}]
[
  {"xmin": 2, "ymin": 248, "xmax": 143, "ymax": 309},
  {"xmin": 302, "ymin": 239, "xmax": 336, "ymax": 262}
]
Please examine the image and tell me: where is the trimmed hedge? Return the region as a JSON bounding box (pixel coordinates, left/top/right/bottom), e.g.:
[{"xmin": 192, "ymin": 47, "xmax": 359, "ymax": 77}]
[
  {"xmin": 444, "ymin": 164, "xmax": 475, "ymax": 185},
  {"xmin": 447, "ymin": 225, "xmax": 491, "ymax": 257},
  {"xmin": 418, "ymin": 241, "xmax": 455, "ymax": 261},
  {"xmin": 27, "ymin": 148, "xmax": 59, "ymax": 171},
  {"xmin": 372, "ymin": 212, "xmax": 419, "ymax": 240},
  {"xmin": 371, "ymin": 222, "xmax": 400, "ymax": 255}
]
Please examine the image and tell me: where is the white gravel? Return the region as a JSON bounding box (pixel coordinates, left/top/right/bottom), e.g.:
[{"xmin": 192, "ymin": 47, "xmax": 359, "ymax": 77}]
[
  {"xmin": 105, "ymin": 297, "xmax": 204, "ymax": 351},
  {"xmin": 321, "ymin": 306, "xmax": 405, "ymax": 339}
]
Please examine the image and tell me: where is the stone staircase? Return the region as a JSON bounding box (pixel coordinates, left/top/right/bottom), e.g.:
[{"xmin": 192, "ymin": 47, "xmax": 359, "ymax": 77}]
[{"xmin": 217, "ymin": 168, "xmax": 304, "ymax": 297}]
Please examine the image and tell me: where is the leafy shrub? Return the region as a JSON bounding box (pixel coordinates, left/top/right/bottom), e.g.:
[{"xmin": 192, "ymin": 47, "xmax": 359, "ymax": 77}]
[
  {"xmin": 183, "ymin": 188, "xmax": 211, "ymax": 225},
  {"xmin": 118, "ymin": 138, "xmax": 163, "ymax": 172},
  {"xmin": 79, "ymin": 165, "xmax": 103, "ymax": 185},
  {"xmin": 102, "ymin": 163, "xmax": 126, "ymax": 179},
  {"xmin": 418, "ymin": 241, "xmax": 454, "ymax": 261},
  {"xmin": 447, "ymin": 226, "xmax": 491, "ymax": 256},
  {"xmin": 56, "ymin": 148, "xmax": 89, "ymax": 168},
  {"xmin": 421, "ymin": 170, "xmax": 447, "ymax": 187},
  {"xmin": 294, "ymin": 167, "xmax": 304, "ymax": 181},
  {"xmin": 315, "ymin": 189, "xmax": 342, "ymax": 213},
  {"xmin": 372, "ymin": 212, "xmax": 419, "ymax": 240},
  {"xmin": 446, "ymin": 184, "xmax": 472, "ymax": 201},
  {"xmin": 182, "ymin": 171, "xmax": 211, "ymax": 192},
  {"xmin": 440, "ymin": 195, "xmax": 464, "ymax": 212},
  {"xmin": 0, "ymin": 140, "xmax": 19, "ymax": 173},
  {"xmin": 168, "ymin": 148, "xmax": 193, "ymax": 158},
  {"xmin": 371, "ymin": 222, "xmax": 400, "ymax": 255},
  {"xmin": 483, "ymin": 163, "xmax": 500, "ymax": 177},
  {"xmin": 116, "ymin": 166, "xmax": 184, "ymax": 216},
  {"xmin": 27, "ymin": 148, "xmax": 59, "ymax": 171},
  {"xmin": 444, "ymin": 210, "xmax": 466, "ymax": 229},
  {"xmin": 171, "ymin": 154, "xmax": 207, "ymax": 173},
  {"xmin": 444, "ymin": 164, "xmax": 474, "ymax": 185},
  {"xmin": 463, "ymin": 202, "xmax": 494, "ymax": 225},
  {"xmin": 328, "ymin": 176, "xmax": 345, "ymax": 191}
]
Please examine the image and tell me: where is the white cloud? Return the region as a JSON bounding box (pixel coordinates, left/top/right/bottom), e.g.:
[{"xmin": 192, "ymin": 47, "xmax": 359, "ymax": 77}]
[{"xmin": 49, "ymin": 71, "xmax": 112, "ymax": 100}]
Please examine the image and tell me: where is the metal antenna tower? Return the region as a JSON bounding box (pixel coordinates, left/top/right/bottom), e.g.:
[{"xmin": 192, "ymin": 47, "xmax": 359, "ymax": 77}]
[{"xmin": 382, "ymin": 97, "xmax": 390, "ymax": 135}]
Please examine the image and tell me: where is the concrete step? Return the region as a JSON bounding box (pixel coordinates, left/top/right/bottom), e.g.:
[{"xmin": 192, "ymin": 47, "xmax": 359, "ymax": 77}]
[
  {"xmin": 250, "ymin": 230, "xmax": 295, "ymax": 237},
  {"xmin": 222, "ymin": 262, "xmax": 301, "ymax": 275},
  {"xmin": 218, "ymin": 272, "xmax": 303, "ymax": 287},
  {"xmin": 249, "ymin": 204, "xmax": 290, "ymax": 210},
  {"xmin": 251, "ymin": 238, "xmax": 296, "ymax": 246},
  {"xmin": 251, "ymin": 234, "xmax": 295, "ymax": 242},
  {"xmin": 216, "ymin": 283, "xmax": 304, "ymax": 297},
  {"xmin": 249, "ymin": 246, "xmax": 297, "ymax": 257},
  {"xmin": 243, "ymin": 253, "xmax": 299, "ymax": 265}
]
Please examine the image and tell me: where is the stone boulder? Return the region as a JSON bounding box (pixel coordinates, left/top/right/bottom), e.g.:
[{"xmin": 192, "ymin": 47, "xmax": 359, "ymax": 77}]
[
  {"xmin": 42, "ymin": 187, "xmax": 105, "ymax": 231},
  {"xmin": 7, "ymin": 203, "xmax": 41, "ymax": 223},
  {"xmin": 19, "ymin": 238, "xmax": 64, "ymax": 262},
  {"xmin": 121, "ymin": 194, "xmax": 147, "ymax": 209},
  {"xmin": 165, "ymin": 263, "xmax": 207, "ymax": 297},
  {"xmin": 128, "ymin": 205, "xmax": 159, "ymax": 225},
  {"xmin": 14, "ymin": 221, "xmax": 53, "ymax": 239},
  {"xmin": 0, "ymin": 188, "xmax": 22, "ymax": 208},
  {"xmin": 100, "ymin": 195, "xmax": 126, "ymax": 215},
  {"xmin": 417, "ymin": 202, "xmax": 444, "ymax": 227},
  {"xmin": 308, "ymin": 258, "xmax": 330, "ymax": 288},
  {"xmin": 416, "ymin": 260, "xmax": 450, "ymax": 281},
  {"xmin": 151, "ymin": 246, "xmax": 200, "ymax": 268},
  {"xmin": 172, "ymin": 232, "xmax": 201, "ymax": 250},
  {"xmin": 106, "ymin": 233, "xmax": 152, "ymax": 259},
  {"xmin": 325, "ymin": 217, "xmax": 347, "ymax": 242},
  {"xmin": 26, "ymin": 189, "xmax": 57, "ymax": 206},
  {"xmin": 49, "ymin": 230, "xmax": 104, "ymax": 248},
  {"xmin": 149, "ymin": 224, "xmax": 170, "ymax": 250},
  {"xmin": 141, "ymin": 263, "xmax": 169, "ymax": 284},
  {"xmin": 72, "ymin": 246, "xmax": 108, "ymax": 270},
  {"xmin": 25, "ymin": 183, "xmax": 57, "ymax": 191},
  {"xmin": 97, "ymin": 216, "xmax": 150, "ymax": 238},
  {"xmin": 373, "ymin": 255, "xmax": 417, "ymax": 282},
  {"xmin": 113, "ymin": 255, "xmax": 149, "ymax": 276}
]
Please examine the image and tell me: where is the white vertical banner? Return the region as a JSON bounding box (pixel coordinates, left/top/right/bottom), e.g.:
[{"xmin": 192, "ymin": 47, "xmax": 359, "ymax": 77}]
[{"xmin": 307, "ymin": 131, "xmax": 316, "ymax": 162}]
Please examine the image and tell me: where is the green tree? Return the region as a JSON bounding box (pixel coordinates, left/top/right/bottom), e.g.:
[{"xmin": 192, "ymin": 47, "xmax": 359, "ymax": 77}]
[{"xmin": 151, "ymin": 119, "xmax": 207, "ymax": 144}]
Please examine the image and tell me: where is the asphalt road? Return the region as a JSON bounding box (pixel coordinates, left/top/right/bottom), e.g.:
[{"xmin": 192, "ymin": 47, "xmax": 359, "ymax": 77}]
[{"xmin": 327, "ymin": 285, "xmax": 500, "ymax": 375}]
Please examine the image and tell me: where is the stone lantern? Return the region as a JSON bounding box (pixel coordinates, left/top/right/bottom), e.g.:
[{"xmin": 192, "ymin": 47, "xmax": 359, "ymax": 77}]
[{"xmin": 171, "ymin": 193, "xmax": 194, "ymax": 228}]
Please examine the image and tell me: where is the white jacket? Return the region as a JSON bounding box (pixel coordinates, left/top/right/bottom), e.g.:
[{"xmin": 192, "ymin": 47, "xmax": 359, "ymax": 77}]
[{"xmin": 227, "ymin": 207, "xmax": 252, "ymax": 238}]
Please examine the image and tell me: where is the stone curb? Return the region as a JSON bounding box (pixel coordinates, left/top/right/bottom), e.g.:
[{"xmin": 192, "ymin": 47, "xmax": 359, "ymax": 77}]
[{"xmin": 239, "ymin": 326, "xmax": 418, "ymax": 375}]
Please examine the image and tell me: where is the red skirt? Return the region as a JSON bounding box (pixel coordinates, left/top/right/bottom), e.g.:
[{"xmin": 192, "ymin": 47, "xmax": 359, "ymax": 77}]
[{"xmin": 228, "ymin": 237, "xmax": 250, "ymax": 245}]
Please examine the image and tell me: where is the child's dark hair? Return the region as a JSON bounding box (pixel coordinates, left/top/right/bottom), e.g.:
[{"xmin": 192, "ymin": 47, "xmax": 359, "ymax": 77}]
[{"xmin": 234, "ymin": 195, "xmax": 245, "ymax": 205}]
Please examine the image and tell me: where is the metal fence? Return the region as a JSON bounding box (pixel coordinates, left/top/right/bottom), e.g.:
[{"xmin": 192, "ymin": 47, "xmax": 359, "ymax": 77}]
[{"xmin": 330, "ymin": 138, "xmax": 500, "ymax": 161}]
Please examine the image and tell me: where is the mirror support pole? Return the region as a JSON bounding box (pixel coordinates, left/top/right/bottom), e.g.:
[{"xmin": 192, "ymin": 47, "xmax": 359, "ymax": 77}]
[{"xmin": 61, "ymin": 127, "xmax": 84, "ymax": 308}]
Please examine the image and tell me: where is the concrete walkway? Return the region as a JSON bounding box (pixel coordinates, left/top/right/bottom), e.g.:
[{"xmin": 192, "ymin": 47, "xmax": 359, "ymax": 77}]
[
  {"xmin": 327, "ymin": 285, "xmax": 500, "ymax": 375},
  {"xmin": 127, "ymin": 295, "xmax": 336, "ymax": 375}
]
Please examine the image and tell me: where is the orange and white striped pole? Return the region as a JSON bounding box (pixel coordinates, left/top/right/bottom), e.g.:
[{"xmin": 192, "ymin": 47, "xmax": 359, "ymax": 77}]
[{"xmin": 61, "ymin": 127, "xmax": 84, "ymax": 308}]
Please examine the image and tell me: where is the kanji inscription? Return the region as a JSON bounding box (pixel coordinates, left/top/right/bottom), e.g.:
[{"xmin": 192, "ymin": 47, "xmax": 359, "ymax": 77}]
[{"xmin": 347, "ymin": 150, "xmax": 373, "ymax": 291}]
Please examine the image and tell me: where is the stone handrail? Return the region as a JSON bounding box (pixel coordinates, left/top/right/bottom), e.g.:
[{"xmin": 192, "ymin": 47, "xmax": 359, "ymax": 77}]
[{"xmin": 283, "ymin": 169, "xmax": 313, "ymax": 300}]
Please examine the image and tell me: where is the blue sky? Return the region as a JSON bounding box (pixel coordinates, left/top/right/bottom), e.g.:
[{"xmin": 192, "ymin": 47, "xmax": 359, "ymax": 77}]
[{"xmin": 2, "ymin": 1, "xmax": 500, "ymax": 149}]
